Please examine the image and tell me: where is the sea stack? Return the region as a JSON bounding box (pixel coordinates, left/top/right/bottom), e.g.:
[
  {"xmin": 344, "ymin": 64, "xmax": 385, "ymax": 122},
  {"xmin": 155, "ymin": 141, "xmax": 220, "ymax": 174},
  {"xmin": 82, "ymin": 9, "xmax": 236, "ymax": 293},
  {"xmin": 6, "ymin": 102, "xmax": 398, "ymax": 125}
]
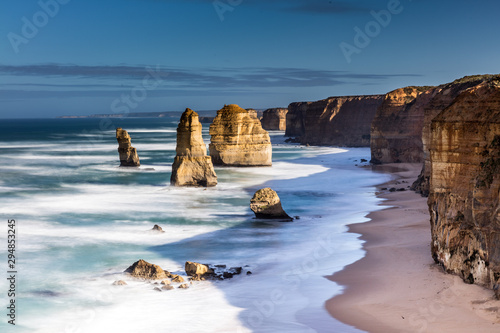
[
  {"xmin": 116, "ymin": 128, "xmax": 140, "ymax": 167},
  {"xmin": 171, "ymin": 108, "xmax": 217, "ymax": 187},
  {"xmin": 250, "ymin": 188, "xmax": 291, "ymax": 220},
  {"xmin": 261, "ymin": 108, "xmax": 288, "ymax": 131},
  {"xmin": 428, "ymin": 80, "xmax": 500, "ymax": 294},
  {"xmin": 209, "ymin": 104, "xmax": 272, "ymax": 166}
]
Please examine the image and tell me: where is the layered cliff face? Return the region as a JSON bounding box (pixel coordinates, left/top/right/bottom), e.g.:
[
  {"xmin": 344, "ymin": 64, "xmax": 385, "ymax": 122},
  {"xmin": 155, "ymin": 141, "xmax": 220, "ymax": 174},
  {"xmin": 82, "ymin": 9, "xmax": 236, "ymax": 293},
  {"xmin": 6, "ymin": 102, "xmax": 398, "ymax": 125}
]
[
  {"xmin": 116, "ymin": 128, "xmax": 140, "ymax": 167},
  {"xmin": 260, "ymin": 108, "xmax": 288, "ymax": 131},
  {"xmin": 370, "ymin": 86, "xmax": 433, "ymax": 164},
  {"xmin": 209, "ymin": 104, "xmax": 272, "ymax": 166},
  {"xmin": 428, "ymin": 80, "xmax": 500, "ymax": 292},
  {"xmin": 286, "ymin": 95, "xmax": 384, "ymax": 147},
  {"xmin": 171, "ymin": 108, "xmax": 217, "ymax": 187},
  {"xmin": 412, "ymin": 74, "xmax": 500, "ymax": 195}
]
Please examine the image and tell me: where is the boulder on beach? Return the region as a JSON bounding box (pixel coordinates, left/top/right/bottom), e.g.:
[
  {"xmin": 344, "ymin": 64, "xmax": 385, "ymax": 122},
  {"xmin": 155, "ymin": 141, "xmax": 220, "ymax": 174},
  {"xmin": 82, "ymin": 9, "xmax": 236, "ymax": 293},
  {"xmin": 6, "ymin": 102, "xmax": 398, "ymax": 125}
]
[
  {"xmin": 171, "ymin": 108, "xmax": 217, "ymax": 187},
  {"xmin": 124, "ymin": 259, "xmax": 167, "ymax": 280},
  {"xmin": 250, "ymin": 188, "xmax": 291, "ymax": 220},
  {"xmin": 116, "ymin": 128, "xmax": 140, "ymax": 167}
]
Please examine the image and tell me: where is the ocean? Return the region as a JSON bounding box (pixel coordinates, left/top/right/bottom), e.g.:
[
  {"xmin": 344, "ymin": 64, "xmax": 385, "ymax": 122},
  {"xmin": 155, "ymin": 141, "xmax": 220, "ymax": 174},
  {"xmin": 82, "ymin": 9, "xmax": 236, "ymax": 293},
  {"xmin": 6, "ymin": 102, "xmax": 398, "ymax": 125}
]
[{"xmin": 0, "ymin": 117, "xmax": 391, "ymax": 333}]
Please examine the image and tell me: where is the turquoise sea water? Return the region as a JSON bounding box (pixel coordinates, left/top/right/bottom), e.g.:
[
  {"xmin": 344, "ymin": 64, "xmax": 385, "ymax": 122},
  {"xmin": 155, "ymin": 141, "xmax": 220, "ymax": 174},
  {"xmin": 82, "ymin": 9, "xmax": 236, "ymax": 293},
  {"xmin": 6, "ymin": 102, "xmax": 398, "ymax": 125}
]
[{"xmin": 0, "ymin": 118, "xmax": 391, "ymax": 333}]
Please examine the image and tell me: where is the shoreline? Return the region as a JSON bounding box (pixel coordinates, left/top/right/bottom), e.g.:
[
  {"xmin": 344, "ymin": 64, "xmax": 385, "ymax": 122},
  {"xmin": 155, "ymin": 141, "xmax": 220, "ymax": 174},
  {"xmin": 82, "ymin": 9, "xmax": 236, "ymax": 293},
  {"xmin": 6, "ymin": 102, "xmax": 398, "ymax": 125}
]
[{"xmin": 327, "ymin": 163, "xmax": 500, "ymax": 333}]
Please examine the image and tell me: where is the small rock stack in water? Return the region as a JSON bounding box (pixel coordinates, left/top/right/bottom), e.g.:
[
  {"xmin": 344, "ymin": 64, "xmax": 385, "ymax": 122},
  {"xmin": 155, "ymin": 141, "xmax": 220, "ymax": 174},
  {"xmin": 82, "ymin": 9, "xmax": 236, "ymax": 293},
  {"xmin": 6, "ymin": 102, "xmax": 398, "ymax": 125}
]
[
  {"xmin": 250, "ymin": 188, "xmax": 291, "ymax": 220},
  {"xmin": 116, "ymin": 128, "xmax": 140, "ymax": 167},
  {"xmin": 171, "ymin": 108, "xmax": 217, "ymax": 187},
  {"xmin": 209, "ymin": 104, "xmax": 272, "ymax": 166}
]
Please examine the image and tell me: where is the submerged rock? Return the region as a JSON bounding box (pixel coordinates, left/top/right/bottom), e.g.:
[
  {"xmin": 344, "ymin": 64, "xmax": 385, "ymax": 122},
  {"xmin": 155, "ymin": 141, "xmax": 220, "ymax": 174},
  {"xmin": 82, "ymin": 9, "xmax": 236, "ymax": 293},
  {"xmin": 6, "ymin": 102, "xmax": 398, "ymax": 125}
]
[
  {"xmin": 185, "ymin": 261, "xmax": 214, "ymax": 276},
  {"xmin": 209, "ymin": 104, "xmax": 272, "ymax": 166},
  {"xmin": 171, "ymin": 108, "xmax": 217, "ymax": 187},
  {"xmin": 184, "ymin": 261, "xmax": 244, "ymax": 280},
  {"xmin": 250, "ymin": 188, "xmax": 291, "ymax": 220},
  {"xmin": 116, "ymin": 128, "xmax": 140, "ymax": 167},
  {"xmin": 124, "ymin": 259, "xmax": 167, "ymax": 280},
  {"xmin": 151, "ymin": 224, "xmax": 165, "ymax": 233},
  {"xmin": 170, "ymin": 274, "xmax": 185, "ymax": 283},
  {"xmin": 112, "ymin": 280, "xmax": 127, "ymax": 286}
]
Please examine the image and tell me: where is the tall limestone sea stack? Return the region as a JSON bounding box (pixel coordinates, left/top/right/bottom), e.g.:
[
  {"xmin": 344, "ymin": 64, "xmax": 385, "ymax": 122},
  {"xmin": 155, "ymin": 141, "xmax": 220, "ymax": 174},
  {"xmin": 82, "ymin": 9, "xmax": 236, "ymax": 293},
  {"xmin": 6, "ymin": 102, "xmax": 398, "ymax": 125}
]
[
  {"xmin": 116, "ymin": 128, "xmax": 140, "ymax": 167},
  {"xmin": 171, "ymin": 108, "xmax": 217, "ymax": 187},
  {"xmin": 428, "ymin": 80, "xmax": 500, "ymax": 295},
  {"xmin": 209, "ymin": 104, "xmax": 272, "ymax": 166}
]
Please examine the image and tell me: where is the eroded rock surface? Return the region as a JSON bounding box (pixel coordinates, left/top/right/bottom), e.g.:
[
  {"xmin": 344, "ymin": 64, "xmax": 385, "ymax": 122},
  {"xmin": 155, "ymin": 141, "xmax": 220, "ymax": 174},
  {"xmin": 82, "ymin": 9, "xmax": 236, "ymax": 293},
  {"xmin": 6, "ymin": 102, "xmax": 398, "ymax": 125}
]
[
  {"xmin": 285, "ymin": 95, "xmax": 383, "ymax": 146},
  {"xmin": 209, "ymin": 104, "xmax": 272, "ymax": 166},
  {"xmin": 370, "ymin": 86, "xmax": 433, "ymax": 164},
  {"xmin": 428, "ymin": 80, "xmax": 500, "ymax": 293},
  {"xmin": 124, "ymin": 259, "xmax": 167, "ymax": 280},
  {"xmin": 250, "ymin": 187, "xmax": 291, "ymax": 220},
  {"xmin": 412, "ymin": 74, "xmax": 500, "ymax": 195},
  {"xmin": 261, "ymin": 108, "xmax": 288, "ymax": 130},
  {"xmin": 171, "ymin": 108, "xmax": 217, "ymax": 187},
  {"xmin": 116, "ymin": 128, "xmax": 140, "ymax": 167}
]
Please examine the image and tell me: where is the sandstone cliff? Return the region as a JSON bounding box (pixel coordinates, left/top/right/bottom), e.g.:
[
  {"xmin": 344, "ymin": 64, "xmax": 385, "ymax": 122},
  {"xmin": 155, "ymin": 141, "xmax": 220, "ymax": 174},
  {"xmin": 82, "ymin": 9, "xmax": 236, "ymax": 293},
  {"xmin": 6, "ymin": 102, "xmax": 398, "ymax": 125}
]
[
  {"xmin": 209, "ymin": 104, "xmax": 272, "ymax": 166},
  {"xmin": 285, "ymin": 95, "xmax": 384, "ymax": 147},
  {"xmin": 260, "ymin": 108, "xmax": 288, "ymax": 131},
  {"xmin": 428, "ymin": 80, "xmax": 500, "ymax": 294},
  {"xmin": 116, "ymin": 128, "xmax": 140, "ymax": 167},
  {"xmin": 370, "ymin": 86, "xmax": 434, "ymax": 164},
  {"xmin": 171, "ymin": 108, "xmax": 217, "ymax": 187},
  {"xmin": 412, "ymin": 74, "xmax": 500, "ymax": 195}
]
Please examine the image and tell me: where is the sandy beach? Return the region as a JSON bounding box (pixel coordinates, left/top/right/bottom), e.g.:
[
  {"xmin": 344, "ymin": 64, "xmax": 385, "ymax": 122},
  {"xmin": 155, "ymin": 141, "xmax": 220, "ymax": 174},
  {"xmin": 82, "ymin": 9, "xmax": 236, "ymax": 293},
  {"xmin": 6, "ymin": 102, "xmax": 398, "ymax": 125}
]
[{"xmin": 327, "ymin": 163, "xmax": 500, "ymax": 333}]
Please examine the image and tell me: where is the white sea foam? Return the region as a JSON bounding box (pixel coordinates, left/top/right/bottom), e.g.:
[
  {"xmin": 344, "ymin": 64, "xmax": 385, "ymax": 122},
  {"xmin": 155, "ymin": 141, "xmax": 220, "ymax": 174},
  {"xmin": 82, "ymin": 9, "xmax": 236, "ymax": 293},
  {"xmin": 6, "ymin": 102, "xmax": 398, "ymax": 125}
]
[{"xmin": 1, "ymin": 122, "xmax": 386, "ymax": 333}]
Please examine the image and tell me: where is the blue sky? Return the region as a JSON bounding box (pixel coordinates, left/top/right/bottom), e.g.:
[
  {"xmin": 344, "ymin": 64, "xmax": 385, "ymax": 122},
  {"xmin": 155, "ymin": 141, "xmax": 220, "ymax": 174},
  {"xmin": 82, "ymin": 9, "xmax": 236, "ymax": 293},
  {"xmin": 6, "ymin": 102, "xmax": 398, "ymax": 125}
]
[{"xmin": 1, "ymin": 0, "xmax": 499, "ymax": 118}]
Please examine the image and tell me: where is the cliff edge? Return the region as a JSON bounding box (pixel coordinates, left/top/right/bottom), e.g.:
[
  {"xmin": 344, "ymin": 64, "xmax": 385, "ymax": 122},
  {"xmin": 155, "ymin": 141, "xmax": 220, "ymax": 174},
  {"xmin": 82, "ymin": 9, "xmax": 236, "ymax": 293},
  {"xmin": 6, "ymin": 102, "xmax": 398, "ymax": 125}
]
[{"xmin": 428, "ymin": 80, "xmax": 500, "ymax": 294}]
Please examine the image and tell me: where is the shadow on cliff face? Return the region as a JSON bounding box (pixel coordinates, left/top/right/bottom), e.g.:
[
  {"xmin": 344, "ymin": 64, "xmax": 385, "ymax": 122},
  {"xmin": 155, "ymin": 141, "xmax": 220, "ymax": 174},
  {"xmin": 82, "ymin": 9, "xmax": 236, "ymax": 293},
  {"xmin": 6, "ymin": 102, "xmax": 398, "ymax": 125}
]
[{"xmin": 148, "ymin": 149, "xmax": 381, "ymax": 332}]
